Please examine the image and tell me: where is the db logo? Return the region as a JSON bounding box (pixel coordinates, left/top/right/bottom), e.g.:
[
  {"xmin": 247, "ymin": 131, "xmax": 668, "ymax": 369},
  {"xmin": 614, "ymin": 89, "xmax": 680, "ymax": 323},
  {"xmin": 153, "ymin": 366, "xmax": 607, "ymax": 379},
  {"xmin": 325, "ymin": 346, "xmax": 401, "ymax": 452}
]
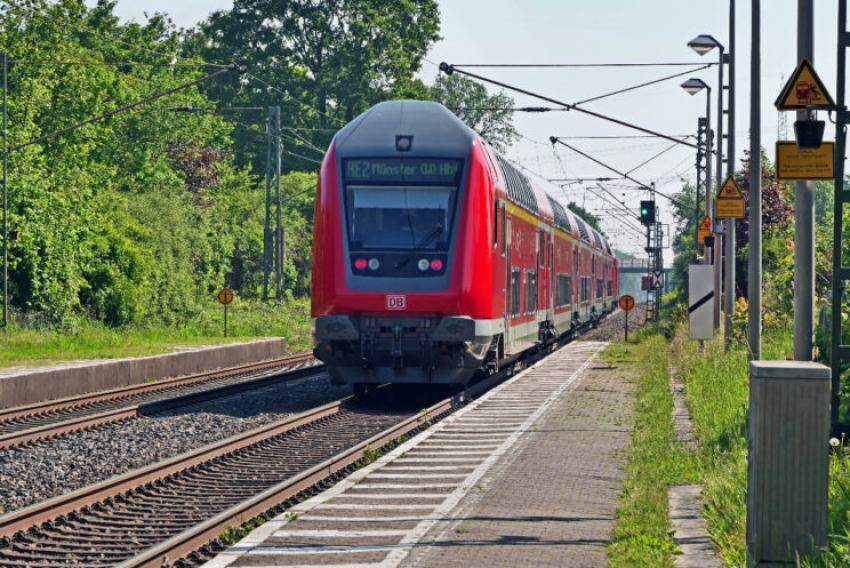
[{"xmin": 386, "ymin": 295, "xmax": 407, "ymax": 310}]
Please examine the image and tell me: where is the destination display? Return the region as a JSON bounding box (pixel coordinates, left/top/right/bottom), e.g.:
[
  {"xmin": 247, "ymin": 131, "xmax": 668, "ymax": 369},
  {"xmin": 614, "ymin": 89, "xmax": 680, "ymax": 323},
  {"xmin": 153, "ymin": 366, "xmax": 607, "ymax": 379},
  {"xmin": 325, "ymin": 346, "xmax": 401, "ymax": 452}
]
[{"xmin": 345, "ymin": 158, "xmax": 462, "ymax": 185}]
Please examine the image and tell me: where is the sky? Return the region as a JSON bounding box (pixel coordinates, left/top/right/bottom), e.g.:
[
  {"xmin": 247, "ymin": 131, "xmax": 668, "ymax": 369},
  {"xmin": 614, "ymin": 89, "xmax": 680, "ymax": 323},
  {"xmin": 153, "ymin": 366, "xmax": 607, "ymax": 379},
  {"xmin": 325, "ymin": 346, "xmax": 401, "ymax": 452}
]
[{"xmin": 99, "ymin": 0, "xmax": 841, "ymax": 261}]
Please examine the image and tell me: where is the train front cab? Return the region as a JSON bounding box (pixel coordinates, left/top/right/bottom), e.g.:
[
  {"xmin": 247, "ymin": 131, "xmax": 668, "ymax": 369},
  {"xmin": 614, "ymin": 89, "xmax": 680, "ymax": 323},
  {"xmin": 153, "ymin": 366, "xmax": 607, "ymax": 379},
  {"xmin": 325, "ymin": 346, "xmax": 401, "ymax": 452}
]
[{"xmin": 311, "ymin": 101, "xmax": 502, "ymax": 387}]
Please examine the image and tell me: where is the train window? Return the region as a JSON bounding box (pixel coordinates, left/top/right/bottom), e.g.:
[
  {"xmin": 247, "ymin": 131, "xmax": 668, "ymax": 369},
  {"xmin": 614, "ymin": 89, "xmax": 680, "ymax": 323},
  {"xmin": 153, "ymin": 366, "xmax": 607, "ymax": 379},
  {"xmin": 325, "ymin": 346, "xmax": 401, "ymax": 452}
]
[
  {"xmin": 342, "ymin": 158, "xmax": 463, "ymax": 252},
  {"xmin": 527, "ymin": 272, "xmax": 537, "ymax": 314},
  {"xmin": 511, "ymin": 269, "xmax": 521, "ymax": 316},
  {"xmin": 592, "ymin": 256, "xmax": 596, "ymax": 275},
  {"xmin": 581, "ymin": 278, "xmax": 589, "ymax": 302},
  {"xmin": 538, "ymin": 231, "xmax": 545, "ymax": 265},
  {"xmin": 493, "ymin": 201, "xmax": 499, "ymax": 247},
  {"xmin": 556, "ymin": 275, "xmax": 572, "ymax": 308},
  {"xmin": 607, "ymin": 280, "xmax": 613, "ymax": 297},
  {"xmin": 596, "ymin": 278, "xmax": 604, "ymax": 299},
  {"xmin": 501, "ymin": 207, "xmax": 507, "ymax": 254}
]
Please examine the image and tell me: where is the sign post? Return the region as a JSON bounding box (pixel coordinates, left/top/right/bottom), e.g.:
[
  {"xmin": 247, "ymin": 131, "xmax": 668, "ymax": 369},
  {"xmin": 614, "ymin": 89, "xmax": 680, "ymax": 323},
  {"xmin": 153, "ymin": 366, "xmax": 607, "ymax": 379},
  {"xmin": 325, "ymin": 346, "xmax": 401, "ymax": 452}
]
[
  {"xmin": 619, "ymin": 295, "xmax": 635, "ymax": 341},
  {"xmin": 217, "ymin": 287, "xmax": 235, "ymax": 337}
]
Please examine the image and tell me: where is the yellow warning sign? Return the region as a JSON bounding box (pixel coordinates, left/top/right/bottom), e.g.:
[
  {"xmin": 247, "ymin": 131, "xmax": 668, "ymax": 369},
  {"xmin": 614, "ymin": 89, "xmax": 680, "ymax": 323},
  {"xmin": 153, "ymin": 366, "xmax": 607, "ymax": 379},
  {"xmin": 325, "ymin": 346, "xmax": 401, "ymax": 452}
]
[
  {"xmin": 776, "ymin": 141, "xmax": 835, "ymax": 180},
  {"xmin": 775, "ymin": 59, "xmax": 836, "ymax": 110},
  {"xmin": 697, "ymin": 216, "xmax": 712, "ymax": 244},
  {"xmin": 715, "ymin": 176, "xmax": 745, "ymax": 219}
]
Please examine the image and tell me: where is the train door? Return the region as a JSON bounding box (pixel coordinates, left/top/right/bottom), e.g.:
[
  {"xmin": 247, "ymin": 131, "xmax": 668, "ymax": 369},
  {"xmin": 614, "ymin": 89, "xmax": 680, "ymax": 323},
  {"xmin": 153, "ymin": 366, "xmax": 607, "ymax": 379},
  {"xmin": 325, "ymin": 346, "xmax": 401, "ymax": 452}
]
[
  {"xmin": 505, "ymin": 217, "xmax": 513, "ymax": 348},
  {"xmin": 549, "ymin": 233, "xmax": 555, "ymax": 318}
]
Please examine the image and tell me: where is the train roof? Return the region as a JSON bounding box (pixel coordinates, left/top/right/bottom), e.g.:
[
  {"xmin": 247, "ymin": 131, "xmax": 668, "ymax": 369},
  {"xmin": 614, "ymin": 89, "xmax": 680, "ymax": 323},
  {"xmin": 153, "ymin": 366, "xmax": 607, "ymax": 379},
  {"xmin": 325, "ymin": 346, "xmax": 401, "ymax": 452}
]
[
  {"xmin": 332, "ymin": 100, "xmax": 613, "ymax": 253},
  {"xmin": 333, "ymin": 100, "xmax": 476, "ymax": 159}
]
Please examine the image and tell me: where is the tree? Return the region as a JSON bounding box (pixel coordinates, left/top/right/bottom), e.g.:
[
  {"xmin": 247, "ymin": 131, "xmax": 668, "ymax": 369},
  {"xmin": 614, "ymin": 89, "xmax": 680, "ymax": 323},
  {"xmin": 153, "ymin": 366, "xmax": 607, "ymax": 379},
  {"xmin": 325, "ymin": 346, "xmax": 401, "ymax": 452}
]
[
  {"xmin": 567, "ymin": 202, "xmax": 605, "ymax": 236},
  {"xmin": 188, "ymin": 0, "xmax": 441, "ymax": 172},
  {"xmin": 428, "ymin": 74, "xmax": 518, "ymax": 151}
]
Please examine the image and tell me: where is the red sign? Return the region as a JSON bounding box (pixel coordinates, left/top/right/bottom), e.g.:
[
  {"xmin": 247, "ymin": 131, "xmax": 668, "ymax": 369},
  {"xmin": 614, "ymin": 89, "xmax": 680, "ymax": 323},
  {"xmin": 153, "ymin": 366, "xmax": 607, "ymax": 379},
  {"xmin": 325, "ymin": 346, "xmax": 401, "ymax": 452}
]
[
  {"xmin": 386, "ymin": 295, "xmax": 407, "ymax": 311},
  {"xmin": 619, "ymin": 295, "xmax": 636, "ymax": 311}
]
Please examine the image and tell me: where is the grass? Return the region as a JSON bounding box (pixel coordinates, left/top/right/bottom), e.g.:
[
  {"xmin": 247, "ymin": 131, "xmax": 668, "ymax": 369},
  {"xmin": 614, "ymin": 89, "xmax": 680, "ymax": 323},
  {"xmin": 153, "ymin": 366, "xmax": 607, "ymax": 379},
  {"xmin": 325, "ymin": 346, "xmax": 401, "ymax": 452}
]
[
  {"xmin": 607, "ymin": 331, "xmax": 699, "ymax": 567},
  {"xmin": 668, "ymin": 322, "xmax": 794, "ymax": 566},
  {"xmin": 0, "ymin": 297, "xmax": 312, "ymax": 368}
]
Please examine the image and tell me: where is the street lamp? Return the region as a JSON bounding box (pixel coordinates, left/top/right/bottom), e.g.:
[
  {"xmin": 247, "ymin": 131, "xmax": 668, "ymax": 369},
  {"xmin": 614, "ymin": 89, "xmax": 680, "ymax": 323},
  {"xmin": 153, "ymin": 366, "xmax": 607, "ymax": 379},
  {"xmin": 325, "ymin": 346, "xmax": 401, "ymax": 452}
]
[
  {"xmin": 681, "ymin": 78, "xmax": 712, "ymax": 266},
  {"xmin": 688, "ymin": 33, "xmax": 726, "ymax": 332}
]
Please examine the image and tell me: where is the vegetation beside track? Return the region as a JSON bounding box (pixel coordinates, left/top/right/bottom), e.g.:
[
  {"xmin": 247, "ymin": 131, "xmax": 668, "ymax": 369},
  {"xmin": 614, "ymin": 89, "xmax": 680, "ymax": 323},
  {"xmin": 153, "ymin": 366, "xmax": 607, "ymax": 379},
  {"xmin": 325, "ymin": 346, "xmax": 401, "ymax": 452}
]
[
  {"xmin": 0, "ymin": 298, "xmax": 311, "ymax": 368},
  {"xmin": 669, "ymin": 322, "xmax": 850, "ymax": 567},
  {"xmin": 607, "ymin": 328, "xmax": 698, "ymax": 567}
]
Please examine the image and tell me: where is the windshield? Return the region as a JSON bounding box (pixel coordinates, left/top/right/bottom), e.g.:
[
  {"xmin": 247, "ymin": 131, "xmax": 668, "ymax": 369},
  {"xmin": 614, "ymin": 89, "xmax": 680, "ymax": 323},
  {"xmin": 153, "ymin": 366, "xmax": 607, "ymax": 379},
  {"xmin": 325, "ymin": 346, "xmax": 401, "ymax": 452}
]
[
  {"xmin": 347, "ymin": 186, "xmax": 452, "ymax": 250},
  {"xmin": 343, "ymin": 158, "xmax": 463, "ymax": 251}
]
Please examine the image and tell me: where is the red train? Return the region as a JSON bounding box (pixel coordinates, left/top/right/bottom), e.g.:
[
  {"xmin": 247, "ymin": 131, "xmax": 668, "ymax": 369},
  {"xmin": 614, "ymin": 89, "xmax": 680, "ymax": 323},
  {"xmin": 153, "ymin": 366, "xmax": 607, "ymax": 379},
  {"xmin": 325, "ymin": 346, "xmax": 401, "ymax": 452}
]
[{"xmin": 311, "ymin": 101, "xmax": 619, "ymax": 389}]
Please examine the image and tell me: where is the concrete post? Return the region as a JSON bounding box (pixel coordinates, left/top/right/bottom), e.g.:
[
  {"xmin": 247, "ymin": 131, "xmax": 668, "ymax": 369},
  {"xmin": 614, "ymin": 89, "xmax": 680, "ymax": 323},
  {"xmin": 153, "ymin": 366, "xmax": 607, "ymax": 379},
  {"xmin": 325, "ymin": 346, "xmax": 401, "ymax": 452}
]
[{"xmin": 746, "ymin": 360, "xmax": 829, "ymax": 566}]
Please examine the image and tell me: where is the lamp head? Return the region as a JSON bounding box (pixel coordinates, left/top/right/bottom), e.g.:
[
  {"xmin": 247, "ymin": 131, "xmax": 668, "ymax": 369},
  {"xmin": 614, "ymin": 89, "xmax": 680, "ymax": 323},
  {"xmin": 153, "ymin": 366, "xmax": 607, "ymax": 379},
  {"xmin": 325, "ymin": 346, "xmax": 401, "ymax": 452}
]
[
  {"xmin": 688, "ymin": 34, "xmax": 722, "ymax": 56},
  {"xmin": 681, "ymin": 78, "xmax": 709, "ymax": 96}
]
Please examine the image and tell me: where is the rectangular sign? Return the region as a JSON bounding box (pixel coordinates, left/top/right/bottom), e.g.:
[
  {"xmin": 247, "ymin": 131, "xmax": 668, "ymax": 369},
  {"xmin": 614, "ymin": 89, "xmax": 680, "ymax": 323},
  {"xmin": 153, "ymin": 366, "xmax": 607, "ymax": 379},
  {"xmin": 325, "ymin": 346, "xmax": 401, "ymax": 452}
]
[
  {"xmin": 689, "ymin": 265, "xmax": 714, "ymax": 340},
  {"xmin": 345, "ymin": 158, "xmax": 463, "ymax": 185},
  {"xmin": 386, "ymin": 295, "xmax": 407, "ymax": 310},
  {"xmin": 776, "ymin": 141, "xmax": 835, "ymax": 181},
  {"xmin": 716, "ymin": 198, "xmax": 745, "ymax": 219}
]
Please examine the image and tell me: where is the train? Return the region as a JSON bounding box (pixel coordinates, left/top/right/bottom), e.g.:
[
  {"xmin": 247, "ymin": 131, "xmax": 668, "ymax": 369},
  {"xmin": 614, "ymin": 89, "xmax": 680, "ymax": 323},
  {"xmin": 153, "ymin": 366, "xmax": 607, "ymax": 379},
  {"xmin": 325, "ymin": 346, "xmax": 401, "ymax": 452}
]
[{"xmin": 311, "ymin": 100, "xmax": 619, "ymax": 391}]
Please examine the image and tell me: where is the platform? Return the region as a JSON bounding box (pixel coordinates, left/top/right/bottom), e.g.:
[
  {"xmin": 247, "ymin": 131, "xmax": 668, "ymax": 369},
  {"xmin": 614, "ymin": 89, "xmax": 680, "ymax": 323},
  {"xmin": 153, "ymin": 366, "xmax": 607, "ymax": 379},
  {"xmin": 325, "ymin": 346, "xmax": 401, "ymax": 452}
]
[{"xmin": 204, "ymin": 340, "xmax": 635, "ymax": 568}]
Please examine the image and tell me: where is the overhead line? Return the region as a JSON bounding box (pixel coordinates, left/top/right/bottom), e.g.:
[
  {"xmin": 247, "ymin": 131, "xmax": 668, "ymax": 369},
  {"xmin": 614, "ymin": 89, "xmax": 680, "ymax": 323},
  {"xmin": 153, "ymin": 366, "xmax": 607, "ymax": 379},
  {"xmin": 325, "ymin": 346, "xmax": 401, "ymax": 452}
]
[
  {"xmin": 440, "ymin": 63, "xmax": 698, "ymax": 149},
  {"xmin": 574, "ymin": 64, "xmax": 713, "ymax": 106},
  {"xmin": 551, "ymin": 138, "xmax": 692, "ymax": 210},
  {"xmin": 625, "ymin": 139, "xmax": 686, "ymax": 176},
  {"xmin": 451, "ymin": 62, "xmax": 719, "ymax": 68}
]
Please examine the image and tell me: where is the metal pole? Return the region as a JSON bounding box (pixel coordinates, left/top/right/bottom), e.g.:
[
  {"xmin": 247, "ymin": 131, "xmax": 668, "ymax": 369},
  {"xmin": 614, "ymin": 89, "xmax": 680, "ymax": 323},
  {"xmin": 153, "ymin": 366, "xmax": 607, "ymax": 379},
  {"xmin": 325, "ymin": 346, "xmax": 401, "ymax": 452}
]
[
  {"xmin": 794, "ymin": 0, "xmax": 815, "ymax": 361},
  {"xmin": 748, "ymin": 0, "xmax": 762, "ymax": 359},
  {"xmin": 714, "ymin": 47, "xmax": 725, "ymax": 330},
  {"xmin": 625, "ymin": 309, "xmax": 629, "ymax": 341},
  {"xmin": 830, "ymin": 0, "xmax": 847, "ymax": 425},
  {"xmin": 725, "ymin": 0, "xmax": 737, "ymax": 351},
  {"xmin": 262, "ymin": 107, "xmax": 272, "ymax": 301},
  {"xmin": 694, "ymin": 118, "xmax": 704, "ymax": 258},
  {"xmin": 274, "ymin": 106, "xmax": 283, "ymax": 298},
  {"xmin": 2, "ymin": 52, "xmax": 7, "ymax": 329},
  {"xmin": 705, "ymin": 90, "xmax": 713, "ymax": 267},
  {"xmin": 224, "ymin": 303, "xmax": 228, "ymax": 337}
]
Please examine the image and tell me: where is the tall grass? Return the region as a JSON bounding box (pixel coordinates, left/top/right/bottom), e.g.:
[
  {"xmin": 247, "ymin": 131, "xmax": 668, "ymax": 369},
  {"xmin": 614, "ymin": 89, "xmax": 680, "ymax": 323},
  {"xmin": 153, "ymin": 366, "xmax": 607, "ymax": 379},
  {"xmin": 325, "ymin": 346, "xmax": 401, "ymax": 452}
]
[
  {"xmin": 607, "ymin": 334, "xmax": 698, "ymax": 566},
  {"xmin": 0, "ymin": 298, "xmax": 312, "ymax": 368},
  {"xmin": 669, "ymin": 323, "xmax": 793, "ymax": 566}
]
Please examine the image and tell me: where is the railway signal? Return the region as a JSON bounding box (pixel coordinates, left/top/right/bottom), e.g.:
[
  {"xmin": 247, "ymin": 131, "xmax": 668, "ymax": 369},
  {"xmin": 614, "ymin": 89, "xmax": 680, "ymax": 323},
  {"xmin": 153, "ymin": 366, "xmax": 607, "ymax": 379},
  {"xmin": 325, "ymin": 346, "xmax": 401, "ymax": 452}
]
[{"xmin": 639, "ymin": 200, "xmax": 655, "ymax": 225}]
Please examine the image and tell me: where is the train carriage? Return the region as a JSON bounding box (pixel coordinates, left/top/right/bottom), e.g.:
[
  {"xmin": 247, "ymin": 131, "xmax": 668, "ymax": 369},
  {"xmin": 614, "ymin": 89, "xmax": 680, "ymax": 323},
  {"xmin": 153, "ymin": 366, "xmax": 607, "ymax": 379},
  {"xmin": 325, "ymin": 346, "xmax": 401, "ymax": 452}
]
[{"xmin": 311, "ymin": 100, "xmax": 618, "ymax": 389}]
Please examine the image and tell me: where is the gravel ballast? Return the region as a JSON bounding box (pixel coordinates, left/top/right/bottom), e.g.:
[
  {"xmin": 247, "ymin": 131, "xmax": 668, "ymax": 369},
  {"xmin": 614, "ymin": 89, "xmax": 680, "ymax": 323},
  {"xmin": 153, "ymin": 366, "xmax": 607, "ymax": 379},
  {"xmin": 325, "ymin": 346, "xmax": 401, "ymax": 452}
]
[{"xmin": 0, "ymin": 373, "xmax": 348, "ymax": 515}]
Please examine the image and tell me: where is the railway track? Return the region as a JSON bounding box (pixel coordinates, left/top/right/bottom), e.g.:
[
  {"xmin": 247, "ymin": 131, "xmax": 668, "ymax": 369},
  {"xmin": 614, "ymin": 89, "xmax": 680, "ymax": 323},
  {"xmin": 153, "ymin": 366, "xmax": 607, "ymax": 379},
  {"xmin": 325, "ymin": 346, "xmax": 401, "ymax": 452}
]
[
  {"xmin": 0, "ymin": 344, "xmax": 544, "ymax": 568},
  {"xmin": 0, "ymin": 352, "xmax": 321, "ymax": 450}
]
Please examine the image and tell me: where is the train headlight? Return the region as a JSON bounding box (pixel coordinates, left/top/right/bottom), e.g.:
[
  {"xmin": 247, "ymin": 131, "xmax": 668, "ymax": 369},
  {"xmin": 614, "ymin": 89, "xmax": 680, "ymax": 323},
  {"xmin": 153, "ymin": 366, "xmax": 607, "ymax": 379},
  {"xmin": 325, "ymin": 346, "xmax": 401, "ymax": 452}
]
[
  {"xmin": 417, "ymin": 258, "xmax": 430, "ymax": 272},
  {"xmin": 368, "ymin": 258, "xmax": 380, "ymax": 271},
  {"xmin": 354, "ymin": 259, "xmax": 367, "ymax": 271},
  {"xmin": 430, "ymin": 259, "xmax": 444, "ymax": 271}
]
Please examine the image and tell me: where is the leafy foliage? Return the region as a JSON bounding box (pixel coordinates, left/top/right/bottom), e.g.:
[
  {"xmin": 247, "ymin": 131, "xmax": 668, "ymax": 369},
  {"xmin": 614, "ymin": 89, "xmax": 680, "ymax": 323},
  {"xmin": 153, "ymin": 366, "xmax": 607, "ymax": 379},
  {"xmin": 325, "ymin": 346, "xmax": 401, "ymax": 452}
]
[{"xmin": 428, "ymin": 73, "xmax": 518, "ymax": 151}]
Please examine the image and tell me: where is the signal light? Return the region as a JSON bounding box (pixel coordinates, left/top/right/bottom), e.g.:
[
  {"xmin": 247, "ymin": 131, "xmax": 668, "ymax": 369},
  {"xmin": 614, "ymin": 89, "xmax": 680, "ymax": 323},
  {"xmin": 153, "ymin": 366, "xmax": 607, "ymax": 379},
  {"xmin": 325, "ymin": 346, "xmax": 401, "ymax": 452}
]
[
  {"xmin": 417, "ymin": 258, "xmax": 430, "ymax": 272},
  {"xmin": 354, "ymin": 259, "xmax": 367, "ymax": 270},
  {"xmin": 640, "ymin": 200, "xmax": 656, "ymax": 225},
  {"xmin": 430, "ymin": 259, "xmax": 444, "ymax": 271},
  {"xmin": 368, "ymin": 258, "xmax": 380, "ymax": 271}
]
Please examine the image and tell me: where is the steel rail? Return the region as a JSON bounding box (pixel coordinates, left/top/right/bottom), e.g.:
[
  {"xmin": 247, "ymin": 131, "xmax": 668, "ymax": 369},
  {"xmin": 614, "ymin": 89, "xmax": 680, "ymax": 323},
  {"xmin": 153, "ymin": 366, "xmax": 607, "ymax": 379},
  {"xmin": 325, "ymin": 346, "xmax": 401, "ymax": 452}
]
[
  {"xmin": 0, "ymin": 351, "xmax": 320, "ymax": 449},
  {"xmin": 119, "ymin": 361, "xmax": 515, "ymax": 568},
  {"xmin": 0, "ymin": 397, "xmax": 346, "ymax": 538}
]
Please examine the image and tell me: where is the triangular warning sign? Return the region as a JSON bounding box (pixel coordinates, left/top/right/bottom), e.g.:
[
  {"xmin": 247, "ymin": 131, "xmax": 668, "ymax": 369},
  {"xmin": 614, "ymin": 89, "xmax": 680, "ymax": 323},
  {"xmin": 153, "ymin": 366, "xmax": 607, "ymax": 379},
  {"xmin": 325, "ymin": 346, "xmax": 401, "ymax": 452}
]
[
  {"xmin": 775, "ymin": 58, "xmax": 836, "ymax": 110},
  {"xmin": 718, "ymin": 176, "xmax": 743, "ymax": 199}
]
